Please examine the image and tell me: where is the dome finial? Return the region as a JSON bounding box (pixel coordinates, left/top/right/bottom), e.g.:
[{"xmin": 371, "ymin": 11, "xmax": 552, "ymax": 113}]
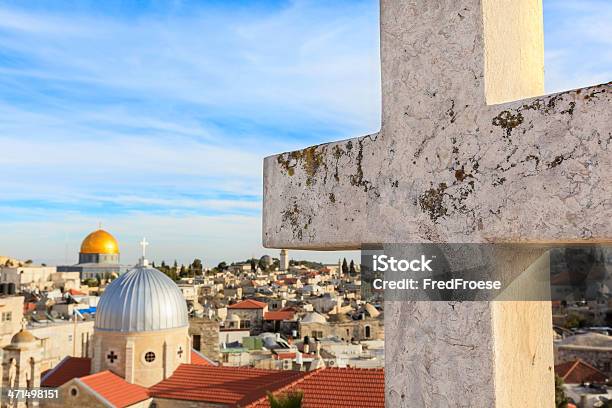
[{"xmin": 138, "ymin": 237, "xmax": 150, "ymax": 267}]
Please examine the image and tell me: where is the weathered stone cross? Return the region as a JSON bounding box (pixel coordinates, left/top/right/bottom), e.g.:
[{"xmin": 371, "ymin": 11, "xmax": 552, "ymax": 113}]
[{"xmin": 263, "ymin": 0, "xmax": 610, "ymax": 406}]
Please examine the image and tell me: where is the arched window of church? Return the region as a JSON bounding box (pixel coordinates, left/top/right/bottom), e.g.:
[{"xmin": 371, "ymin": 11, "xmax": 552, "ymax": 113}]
[{"xmin": 365, "ymin": 325, "xmax": 371, "ymax": 338}]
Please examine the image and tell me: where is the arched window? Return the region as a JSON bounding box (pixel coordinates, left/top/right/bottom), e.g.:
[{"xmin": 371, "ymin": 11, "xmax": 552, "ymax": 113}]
[{"xmin": 365, "ymin": 325, "xmax": 371, "ymax": 338}]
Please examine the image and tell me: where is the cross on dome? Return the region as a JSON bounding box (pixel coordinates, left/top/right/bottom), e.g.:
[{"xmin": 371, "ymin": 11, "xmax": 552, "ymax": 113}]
[
  {"xmin": 140, "ymin": 238, "xmax": 149, "ymax": 257},
  {"xmin": 138, "ymin": 237, "xmax": 150, "ymax": 267}
]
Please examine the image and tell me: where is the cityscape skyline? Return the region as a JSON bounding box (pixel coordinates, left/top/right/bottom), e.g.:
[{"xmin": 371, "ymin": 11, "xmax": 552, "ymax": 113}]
[{"xmin": 0, "ymin": 0, "xmax": 610, "ymax": 266}]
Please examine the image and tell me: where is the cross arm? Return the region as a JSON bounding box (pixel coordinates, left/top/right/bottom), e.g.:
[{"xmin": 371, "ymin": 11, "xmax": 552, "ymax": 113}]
[
  {"xmin": 263, "ymin": 83, "xmax": 611, "ymax": 249},
  {"xmin": 470, "ymin": 82, "xmax": 612, "ymax": 242},
  {"xmin": 262, "ymin": 132, "xmax": 378, "ymax": 250}
]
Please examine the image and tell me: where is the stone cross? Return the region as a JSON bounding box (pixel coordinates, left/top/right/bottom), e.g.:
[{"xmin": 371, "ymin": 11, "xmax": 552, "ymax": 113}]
[{"xmin": 262, "ymin": 0, "xmax": 611, "ymax": 406}]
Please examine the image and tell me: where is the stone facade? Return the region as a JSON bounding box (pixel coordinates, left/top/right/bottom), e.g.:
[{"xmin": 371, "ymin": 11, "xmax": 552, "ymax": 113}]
[
  {"xmin": 189, "ymin": 317, "xmax": 220, "ymax": 361},
  {"xmin": 0, "ymin": 296, "xmax": 24, "ymax": 347},
  {"xmin": 226, "ymin": 308, "xmax": 266, "ymax": 334},
  {"xmin": 30, "ymin": 321, "xmax": 94, "ymax": 372},
  {"xmin": 300, "ymin": 318, "xmax": 383, "ymax": 342},
  {"xmin": 91, "ymin": 327, "xmax": 191, "ymax": 387},
  {"xmin": 0, "ymin": 266, "xmax": 57, "ymax": 291}
]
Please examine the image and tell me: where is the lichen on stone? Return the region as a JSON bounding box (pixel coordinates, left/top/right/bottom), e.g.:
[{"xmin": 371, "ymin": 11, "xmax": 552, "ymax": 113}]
[
  {"xmin": 419, "ymin": 183, "xmax": 448, "ymax": 221},
  {"xmin": 492, "ymin": 110, "xmax": 524, "ymax": 138}
]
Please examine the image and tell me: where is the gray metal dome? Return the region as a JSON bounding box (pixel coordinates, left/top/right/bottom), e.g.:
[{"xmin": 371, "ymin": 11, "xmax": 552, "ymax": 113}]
[{"xmin": 95, "ymin": 262, "xmax": 188, "ymax": 332}]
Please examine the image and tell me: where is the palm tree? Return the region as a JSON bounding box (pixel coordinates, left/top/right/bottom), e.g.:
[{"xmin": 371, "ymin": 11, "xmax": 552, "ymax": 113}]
[{"xmin": 267, "ymin": 390, "xmax": 303, "ymax": 408}]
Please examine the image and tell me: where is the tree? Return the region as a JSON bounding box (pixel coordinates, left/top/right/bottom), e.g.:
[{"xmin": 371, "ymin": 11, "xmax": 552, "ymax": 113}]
[
  {"xmin": 258, "ymin": 258, "xmax": 269, "ymax": 272},
  {"xmin": 217, "ymin": 261, "xmax": 228, "ymax": 271},
  {"xmin": 349, "ymin": 260, "xmax": 356, "ymax": 275},
  {"xmin": 250, "ymin": 258, "xmax": 257, "ymax": 271},
  {"xmin": 192, "ymin": 259, "xmax": 203, "ymax": 276},
  {"xmin": 342, "ymin": 258, "xmax": 349, "ymax": 275},
  {"xmin": 555, "ymin": 374, "xmax": 569, "ymax": 408},
  {"xmin": 267, "ymin": 390, "xmax": 303, "ymax": 408}
]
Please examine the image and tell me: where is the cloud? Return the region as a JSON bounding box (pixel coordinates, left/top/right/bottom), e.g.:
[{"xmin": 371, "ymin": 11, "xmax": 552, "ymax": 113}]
[
  {"xmin": 0, "ymin": 0, "xmax": 378, "ymax": 264},
  {"xmin": 543, "ymin": 0, "xmax": 612, "ymax": 93}
]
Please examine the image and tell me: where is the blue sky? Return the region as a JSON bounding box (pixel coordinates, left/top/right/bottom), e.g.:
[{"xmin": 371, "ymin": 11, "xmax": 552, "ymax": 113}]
[{"xmin": 0, "ymin": 0, "xmax": 609, "ymax": 267}]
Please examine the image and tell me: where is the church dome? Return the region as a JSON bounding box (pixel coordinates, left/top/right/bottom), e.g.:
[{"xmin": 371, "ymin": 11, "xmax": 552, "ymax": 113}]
[
  {"xmin": 95, "ymin": 263, "xmax": 188, "ymax": 332},
  {"xmin": 11, "ymin": 329, "xmax": 36, "ymax": 345},
  {"xmin": 80, "ymin": 229, "xmax": 119, "ymax": 254}
]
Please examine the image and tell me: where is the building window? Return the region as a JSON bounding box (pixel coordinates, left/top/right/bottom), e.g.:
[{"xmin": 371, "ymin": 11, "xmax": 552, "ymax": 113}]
[
  {"xmin": 144, "ymin": 351, "xmax": 156, "ymax": 363},
  {"xmin": 1, "ymin": 312, "xmax": 12, "ymax": 322},
  {"xmin": 240, "ymin": 320, "xmax": 251, "ymax": 329},
  {"xmin": 604, "ymin": 362, "xmax": 611, "ymax": 372},
  {"xmin": 70, "ymin": 387, "xmax": 79, "ymax": 397},
  {"xmin": 365, "ymin": 325, "xmax": 371, "ymax": 338},
  {"xmin": 311, "ymin": 331, "xmax": 323, "ymax": 339},
  {"xmin": 193, "ymin": 335, "xmax": 201, "ymax": 351}
]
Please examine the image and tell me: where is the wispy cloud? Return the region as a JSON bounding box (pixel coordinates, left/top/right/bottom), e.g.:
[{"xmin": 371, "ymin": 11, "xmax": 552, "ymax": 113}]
[
  {"xmin": 0, "ymin": 0, "xmax": 377, "ymax": 265},
  {"xmin": 544, "ymin": 0, "xmax": 612, "ymax": 92}
]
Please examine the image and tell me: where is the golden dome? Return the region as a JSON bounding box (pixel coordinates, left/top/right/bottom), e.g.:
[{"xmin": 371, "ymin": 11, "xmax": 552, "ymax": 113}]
[{"xmin": 80, "ymin": 229, "xmax": 119, "ymax": 254}]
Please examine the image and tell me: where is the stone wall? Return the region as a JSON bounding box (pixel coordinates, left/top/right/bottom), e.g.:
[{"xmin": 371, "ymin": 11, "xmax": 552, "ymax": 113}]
[
  {"xmin": 300, "ymin": 318, "xmax": 383, "ymax": 342},
  {"xmin": 189, "ymin": 317, "xmax": 220, "ymax": 361}
]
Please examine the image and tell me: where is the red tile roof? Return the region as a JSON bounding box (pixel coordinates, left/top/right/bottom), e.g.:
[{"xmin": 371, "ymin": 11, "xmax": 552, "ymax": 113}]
[
  {"xmin": 555, "ymin": 359, "xmax": 608, "ymax": 384},
  {"xmin": 228, "ymin": 299, "xmax": 267, "ymax": 309},
  {"xmin": 247, "ymin": 368, "xmax": 385, "ymax": 408},
  {"xmin": 191, "ymin": 350, "xmax": 216, "ymax": 366},
  {"xmin": 41, "ymin": 357, "xmax": 91, "ymax": 388},
  {"xmin": 149, "ymin": 364, "xmax": 306, "ymax": 406},
  {"xmin": 68, "ymin": 288, "xmax": 87, "ymax": 296},
  {"xmin": 264, "ymin": 310, "xmax": 295, "ymax": 321},
  {"xmin": 78, "ymin": 371, "xmax": 149, "ymax": 407}
]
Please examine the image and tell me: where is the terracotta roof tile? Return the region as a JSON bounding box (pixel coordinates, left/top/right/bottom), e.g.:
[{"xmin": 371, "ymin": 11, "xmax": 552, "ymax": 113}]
[
  {"xmin": 247, "ymin": 368, "xmax": 385, "ymax": 408},
  {"xmin": 41, "ymin": 357, "xmax": 91, "ymax": 388},
  {"xmin": 555, "ymin": 359, "xmax": 608, "ymax": 384},
  {"xmin": 228, "ymin": 299, "xmax": 267, "ymax": 309},
  {"xmin": 78, "ymin": 371, "xmax": 149, "ymax": 407},
  {"xmin": 191, "ymin": 350, "xmax": 216, "ymax": 366},
  {"xmin": 264, "ymin": 311, "xmax": 295, "ymax": 321},
  {"xmin": 149, "ymin": 364, "xmax": 306, "ymax": 406}
]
